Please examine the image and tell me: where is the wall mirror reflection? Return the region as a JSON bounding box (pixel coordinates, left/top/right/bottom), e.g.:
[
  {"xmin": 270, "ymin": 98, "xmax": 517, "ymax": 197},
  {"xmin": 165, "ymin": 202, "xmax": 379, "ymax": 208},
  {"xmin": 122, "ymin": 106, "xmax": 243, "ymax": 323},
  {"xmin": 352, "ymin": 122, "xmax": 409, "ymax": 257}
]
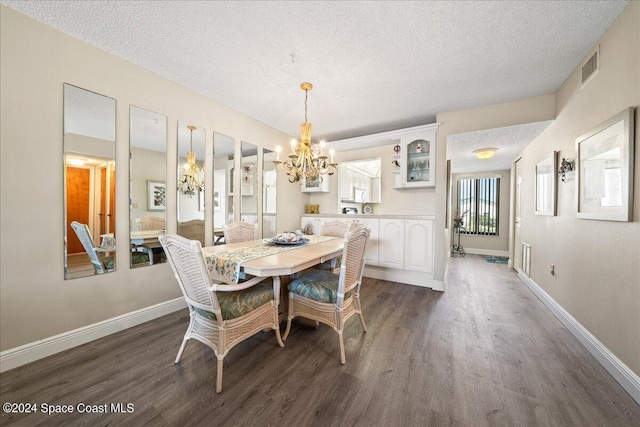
[
  {"xmin": 64, "ymin": 84, "xmax": 116, "ymax": 279},
  {"xmin": 177, "ymin": 122, "xmax": 206, "ymax": 246},
  {"xmin": 130, "ymin": 106, "xmax": 168, "ymax": 267},
  {"xmin": 339, "ymin": 158, "xmax": 381, "ymax": 214},
  {"xmin": 263, "ymin": 148, "xmax": 277, "ymax": 238},
  {"xmin": 241, "ymin": 141, "xmax": 258, "ymax": 225},
  {"xmin": 213, "ymin": 132, "xmax": 235, "ymax": 244}
]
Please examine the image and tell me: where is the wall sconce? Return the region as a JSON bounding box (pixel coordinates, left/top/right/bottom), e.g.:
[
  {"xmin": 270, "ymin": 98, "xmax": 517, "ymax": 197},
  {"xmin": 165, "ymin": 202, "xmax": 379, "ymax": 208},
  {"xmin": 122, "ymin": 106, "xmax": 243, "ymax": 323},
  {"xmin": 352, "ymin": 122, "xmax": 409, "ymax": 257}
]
[{"xmin": 558, "ymin": 157, "xmax": 574, "ymax": 182}]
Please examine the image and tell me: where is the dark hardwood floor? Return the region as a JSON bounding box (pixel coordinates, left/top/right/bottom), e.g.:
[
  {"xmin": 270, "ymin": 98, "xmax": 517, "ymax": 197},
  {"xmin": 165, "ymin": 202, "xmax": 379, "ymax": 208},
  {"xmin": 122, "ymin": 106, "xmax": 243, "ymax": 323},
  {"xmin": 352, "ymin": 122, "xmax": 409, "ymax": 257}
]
[{"xmin": 2, "ymin": 255, "xmax": 639, "ymax": 426}]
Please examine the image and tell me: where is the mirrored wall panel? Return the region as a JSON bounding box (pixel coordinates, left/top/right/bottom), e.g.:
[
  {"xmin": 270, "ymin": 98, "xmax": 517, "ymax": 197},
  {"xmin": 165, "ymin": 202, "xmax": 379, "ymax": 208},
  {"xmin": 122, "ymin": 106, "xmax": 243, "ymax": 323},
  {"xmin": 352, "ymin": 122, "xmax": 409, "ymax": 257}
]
[
  {"xmin": 130, "ymin": 106, "xmax": 168, "ymax": 268},
  {"xmin": 177, "ymin": 122, "xmax": 206, "ymax": 246},
  {"xmin": 339, "ymin": 158, "xmax": 382, "ymax": 214},
  {"xmin": 63, "ymin": 84, "xmax": 116, "ymax": 279},
  {"xmin": 241, "ymin": 141, "xmax": 258, "ymax": 225},
  {"xmin": 263, "ymin": 148, "xmax": 277, "ymax": 238},
  {"xmin": 213, "ymin": 132, "xmax": 236, "ymax": 244}
]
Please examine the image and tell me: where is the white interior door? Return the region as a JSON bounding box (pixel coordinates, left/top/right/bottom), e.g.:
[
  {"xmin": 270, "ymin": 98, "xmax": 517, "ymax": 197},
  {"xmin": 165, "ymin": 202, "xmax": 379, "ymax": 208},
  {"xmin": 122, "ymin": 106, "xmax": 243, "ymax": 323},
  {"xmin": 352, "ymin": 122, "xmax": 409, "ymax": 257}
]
[{"xmin": 513, "ymin": 158, "xmax": 523, "ymax": 272}]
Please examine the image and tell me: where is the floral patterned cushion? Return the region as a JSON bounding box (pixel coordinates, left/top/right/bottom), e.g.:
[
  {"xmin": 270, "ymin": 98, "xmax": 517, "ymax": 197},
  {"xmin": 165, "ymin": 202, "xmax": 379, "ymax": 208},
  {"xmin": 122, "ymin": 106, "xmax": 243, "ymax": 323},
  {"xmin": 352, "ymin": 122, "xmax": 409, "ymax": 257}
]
[
  {"xmin": 314, "ymin": 256, "xmax": 342, "ymax": 271},
  {"xmin": 131, "ymin": 252, "xmax": 149, "ymax": 265},
  {"xmin": 193, "ymin": 284, "xmax": 274, "ymax": 321},
  {"xmin": 288, "ymin": 270, "xmax": 352, "ymax": 303}
]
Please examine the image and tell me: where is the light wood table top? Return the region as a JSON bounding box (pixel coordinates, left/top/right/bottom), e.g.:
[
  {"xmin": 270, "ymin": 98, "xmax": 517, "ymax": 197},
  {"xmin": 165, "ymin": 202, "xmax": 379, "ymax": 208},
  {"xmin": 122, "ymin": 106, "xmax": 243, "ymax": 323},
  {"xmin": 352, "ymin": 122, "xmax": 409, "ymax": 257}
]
[{"xmin": 201, "ymin": 237, "xmax": 343, "ymax": 277}]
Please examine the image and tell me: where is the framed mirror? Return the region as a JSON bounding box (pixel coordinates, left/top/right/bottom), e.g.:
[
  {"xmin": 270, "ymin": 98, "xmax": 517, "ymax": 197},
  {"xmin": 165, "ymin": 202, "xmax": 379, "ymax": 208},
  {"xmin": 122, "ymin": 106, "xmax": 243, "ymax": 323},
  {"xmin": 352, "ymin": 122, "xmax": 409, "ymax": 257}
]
[
  {"xmin": 63, "ymin": 84, "xmax": 116, "ymax": 279},
  {"xmin": 576, "ymin": 107, "xmax": 634, "ymax": 221},
  {"xmin": 177, "ymin": 122, "xmax": 206, "ymax": 246},
  {"xmin": 263, "ymin": 148, "xmax": 277, "ymax": 238},
  {"xmin": 241, "ymin": 141, "xmax": 258, "ymax": 225},
  {"xmin": 339, "ymin": 158, "xmax": 382, "ymax": 214},
  {"xmin": 213, "ymin": 132, "xmax": 236, "ymax": 244},
  {"xmin": 130, "ymin": 106, "xmax": 168, "ymax": 267},
  {"xmin": 535, "ymin": 151, "xmax": 557, "ymax": 216}
]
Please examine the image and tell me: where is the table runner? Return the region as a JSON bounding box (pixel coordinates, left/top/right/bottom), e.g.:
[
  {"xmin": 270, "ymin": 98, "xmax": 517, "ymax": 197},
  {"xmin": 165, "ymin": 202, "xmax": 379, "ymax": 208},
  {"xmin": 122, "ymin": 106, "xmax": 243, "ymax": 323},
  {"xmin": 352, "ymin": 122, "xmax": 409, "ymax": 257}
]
[{"xmin": 205, "ymin": 235, "xmax": 338, "ymax": 282}]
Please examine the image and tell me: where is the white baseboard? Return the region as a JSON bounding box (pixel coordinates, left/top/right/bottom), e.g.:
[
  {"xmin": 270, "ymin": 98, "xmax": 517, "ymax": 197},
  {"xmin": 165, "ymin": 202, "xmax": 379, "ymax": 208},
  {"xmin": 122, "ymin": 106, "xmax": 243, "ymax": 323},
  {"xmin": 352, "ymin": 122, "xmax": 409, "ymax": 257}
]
[
  {"xmin": 0, "ymin": 298, "xmax": 187, "ymax": 373},
  {"xmin": 461, "ymin": 248, "xmax": 509, "ymax": 257},
  {"xmin": 518, "ymin": 271, "xmax": 640, "ymax": 405},
  {"xmin": 364, "ymin": 266, "xmax": 445, "ymax": 292}
]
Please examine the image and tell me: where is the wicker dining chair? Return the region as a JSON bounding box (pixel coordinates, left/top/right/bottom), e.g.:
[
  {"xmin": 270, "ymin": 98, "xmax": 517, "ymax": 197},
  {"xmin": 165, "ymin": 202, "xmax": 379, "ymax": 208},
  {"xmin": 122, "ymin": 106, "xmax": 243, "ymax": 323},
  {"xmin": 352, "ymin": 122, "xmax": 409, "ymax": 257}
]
[
  {"xmin": 70, "ymin": 221, "xmax": 115, "ymax": 274},
  {"xmin": 316, "ymin": 220, "xmax": 351, "ymax": 272},
  {"xmin": 283, "ymin": 224, "xmax": 370, "ymax": 364},
  {"xmin": 136, "ymin": 216, "xmax": 166, "ymax": 231},
  {"xmin": 159, "ymin": 234, "xmax": 284, "ymax": 393},
  {"xmin": 223, "ymin": 221, "xmax": 258, "ymax": 244},
  {"xmin": 177, "ymin": 219, "xmax": 205, "ymax": 246},
  {"xmin": 71, "ymin": 221, "xmax": 150, "ymax": 273}
]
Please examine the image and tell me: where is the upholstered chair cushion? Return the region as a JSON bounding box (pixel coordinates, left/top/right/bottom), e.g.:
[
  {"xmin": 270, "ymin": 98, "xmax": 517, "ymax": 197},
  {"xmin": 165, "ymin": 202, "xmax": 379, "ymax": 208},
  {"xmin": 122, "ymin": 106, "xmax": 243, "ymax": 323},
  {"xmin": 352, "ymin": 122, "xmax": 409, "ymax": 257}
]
[
  {"xmin": 101, "ymin": 256, "xmax": 115, "ymax": 271},
  {"xmin": 131, "ymin": 252, "xmax": 150, "ymax": 266},
  {"xmin": 288, "ymin": 270, "xmax": 353, "ymax": 303},
  {"xmin": 194, "ymin": 284, "xmax": 274, "ymax": 320}
]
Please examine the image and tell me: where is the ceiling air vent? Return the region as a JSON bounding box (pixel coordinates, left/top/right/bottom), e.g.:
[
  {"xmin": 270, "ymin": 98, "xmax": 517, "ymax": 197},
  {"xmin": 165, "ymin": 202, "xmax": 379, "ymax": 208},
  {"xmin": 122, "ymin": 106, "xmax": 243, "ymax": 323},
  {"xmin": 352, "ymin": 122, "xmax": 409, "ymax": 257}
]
[{"xmin": 581, "ymin": 45, "xmax": 599, "ymax": 87}]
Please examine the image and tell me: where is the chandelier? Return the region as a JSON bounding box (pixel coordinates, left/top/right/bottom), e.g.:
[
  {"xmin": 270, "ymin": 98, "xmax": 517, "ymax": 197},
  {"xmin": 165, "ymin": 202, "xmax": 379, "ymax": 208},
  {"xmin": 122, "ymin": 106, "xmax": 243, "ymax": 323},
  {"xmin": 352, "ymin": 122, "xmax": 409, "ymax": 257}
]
[
  {"xmin": 179, "ymin": 125, "xmax": 203, "ymax": 196},
  {"xmin": 274, "ymin": 82, "xmax": 337, "ymax": 183}
]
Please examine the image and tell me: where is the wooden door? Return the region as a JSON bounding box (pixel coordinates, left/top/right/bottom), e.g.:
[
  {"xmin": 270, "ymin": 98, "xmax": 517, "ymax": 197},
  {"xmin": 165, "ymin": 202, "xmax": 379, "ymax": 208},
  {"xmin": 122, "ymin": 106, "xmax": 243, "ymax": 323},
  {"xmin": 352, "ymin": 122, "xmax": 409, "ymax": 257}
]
[
  {"xmin": 99, "ymin": 166, "xmax": 107, "ymax": 235},
  {"xmin": 66, "ymin": 166, "xmax": 91, "ymax": 254},
  {"xmin": 108, "ymin": 162, "xmax": 116, "ymax": 234}
]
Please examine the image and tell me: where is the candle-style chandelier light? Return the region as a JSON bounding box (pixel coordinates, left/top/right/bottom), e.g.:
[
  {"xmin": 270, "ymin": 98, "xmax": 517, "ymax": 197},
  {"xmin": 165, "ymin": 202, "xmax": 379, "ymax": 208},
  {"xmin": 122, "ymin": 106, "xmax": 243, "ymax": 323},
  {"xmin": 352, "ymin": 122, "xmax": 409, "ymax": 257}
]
[
  {"xmin": 274, "ymin": 82, "xmax": 337, "ymax": 183},
  {"xmin": 179, "ymin": 125, "xmax": 203, "ymax": 196}
]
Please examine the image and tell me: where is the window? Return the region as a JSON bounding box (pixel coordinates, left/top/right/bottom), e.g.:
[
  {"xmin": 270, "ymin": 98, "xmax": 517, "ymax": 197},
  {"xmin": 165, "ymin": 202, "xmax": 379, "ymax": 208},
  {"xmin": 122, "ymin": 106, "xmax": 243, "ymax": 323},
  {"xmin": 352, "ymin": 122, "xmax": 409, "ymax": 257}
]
[{"xmin": 457, "ymin": 177, "xmax": 500, "ymax": 236}]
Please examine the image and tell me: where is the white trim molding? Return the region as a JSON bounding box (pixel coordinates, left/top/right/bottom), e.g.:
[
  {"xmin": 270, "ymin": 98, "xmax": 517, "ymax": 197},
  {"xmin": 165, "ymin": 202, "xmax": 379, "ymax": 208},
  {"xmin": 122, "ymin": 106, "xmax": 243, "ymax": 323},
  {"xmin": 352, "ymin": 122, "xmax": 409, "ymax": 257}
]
[
  {"xmin": 364, "ymin": 266, "xmax": 445, "ymax": 292},
  {"xmin": 518, "ymin": 271, "xmax": 640, "ymax": 405},
  {"xmin": 0, "ymin": 298, "xmax": 187, "ymax": 373},
  {"xmin": 327, "ymin": 123, "xmax": 441, "ymax": 152}
]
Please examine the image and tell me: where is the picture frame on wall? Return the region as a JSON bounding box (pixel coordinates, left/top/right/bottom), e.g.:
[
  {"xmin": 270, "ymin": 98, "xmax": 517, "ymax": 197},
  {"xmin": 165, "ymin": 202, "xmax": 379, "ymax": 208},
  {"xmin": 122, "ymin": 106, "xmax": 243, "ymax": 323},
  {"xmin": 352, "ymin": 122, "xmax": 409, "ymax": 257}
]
[
  {"xmin": 575, "ymin": 107, "xmax": 635, "ymax": 221},
  {"xmin": 147, "ymin": 181, "xmax": 166, "ymax": 212},
  {"xmin": 535, "ymin": 151, "xmax": 557, "ymax": 216}
]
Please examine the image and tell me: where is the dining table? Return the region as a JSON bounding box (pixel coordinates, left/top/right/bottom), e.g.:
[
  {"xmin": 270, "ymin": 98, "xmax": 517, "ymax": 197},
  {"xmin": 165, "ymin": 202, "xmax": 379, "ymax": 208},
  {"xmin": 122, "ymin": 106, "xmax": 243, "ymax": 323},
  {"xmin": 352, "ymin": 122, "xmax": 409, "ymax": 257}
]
[{"xmin": 201, "ymin": 235, "xmax": 345, "ymax": 319}]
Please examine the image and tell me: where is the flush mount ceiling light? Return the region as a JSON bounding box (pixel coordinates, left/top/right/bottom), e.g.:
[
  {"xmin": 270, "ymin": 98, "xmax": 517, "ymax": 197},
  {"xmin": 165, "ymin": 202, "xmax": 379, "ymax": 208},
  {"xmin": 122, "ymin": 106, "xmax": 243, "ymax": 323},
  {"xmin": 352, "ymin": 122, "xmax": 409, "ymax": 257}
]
[
  {"xmin": 473, "ymin": 147, "xmax": 499, "ymax": 159},
  {"xmin": 273, "ymin": 82, "xmax": 337, "ymax": 184},
  {"xmin": 66, "ymin": 157, "xmax": 87, "ymax": 166}
]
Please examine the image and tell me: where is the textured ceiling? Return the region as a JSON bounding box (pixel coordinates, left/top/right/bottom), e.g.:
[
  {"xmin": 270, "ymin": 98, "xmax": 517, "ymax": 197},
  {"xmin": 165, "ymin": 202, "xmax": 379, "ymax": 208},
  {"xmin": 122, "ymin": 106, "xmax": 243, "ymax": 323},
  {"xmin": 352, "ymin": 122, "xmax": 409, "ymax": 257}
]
[
  {"xmin": 447, "ymin": 121, "xmax": 553, "ymax": 173},
  {"xmin": 3, "ymin": 1, "xmax": 628, "ymax": 156}
]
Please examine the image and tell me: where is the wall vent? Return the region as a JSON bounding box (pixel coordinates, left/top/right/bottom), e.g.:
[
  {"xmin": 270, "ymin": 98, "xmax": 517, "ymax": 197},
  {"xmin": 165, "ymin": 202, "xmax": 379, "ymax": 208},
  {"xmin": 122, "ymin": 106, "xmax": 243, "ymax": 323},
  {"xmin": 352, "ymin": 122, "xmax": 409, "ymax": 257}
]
[{"xmin": 581, "ymin": 45, "xmax": 599, "ymax": 87}]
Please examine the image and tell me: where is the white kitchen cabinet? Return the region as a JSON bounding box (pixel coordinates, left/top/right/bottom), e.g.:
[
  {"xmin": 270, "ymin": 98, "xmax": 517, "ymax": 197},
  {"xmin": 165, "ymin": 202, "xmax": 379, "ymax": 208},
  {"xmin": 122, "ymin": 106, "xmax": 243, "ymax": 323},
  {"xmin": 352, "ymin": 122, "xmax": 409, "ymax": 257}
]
[
  {"xmin": 404, "ymin": 219, "xmax": 434, "ymax": 273},
  {"xmin": 354, "ymin": 218, "xmax": 379, "ymax": 266},
  {"xmin": 379, "ymin": 218, "xmax": 433, "ymax": 272},
  {"xmin": 301, "ymin": 216, "xmax": 338, "ymax": 236},
  {"xmin": 379, "ymin": 219, "xmax": 405, "ymax": 269}
]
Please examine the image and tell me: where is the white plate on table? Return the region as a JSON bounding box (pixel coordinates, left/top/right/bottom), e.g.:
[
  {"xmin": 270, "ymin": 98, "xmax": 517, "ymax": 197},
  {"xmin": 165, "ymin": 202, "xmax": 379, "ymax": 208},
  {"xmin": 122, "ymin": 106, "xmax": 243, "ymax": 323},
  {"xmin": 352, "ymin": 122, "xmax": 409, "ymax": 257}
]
[{"xmin": 267, "ymin": 237, "xmax": 309, "ymax": 245}]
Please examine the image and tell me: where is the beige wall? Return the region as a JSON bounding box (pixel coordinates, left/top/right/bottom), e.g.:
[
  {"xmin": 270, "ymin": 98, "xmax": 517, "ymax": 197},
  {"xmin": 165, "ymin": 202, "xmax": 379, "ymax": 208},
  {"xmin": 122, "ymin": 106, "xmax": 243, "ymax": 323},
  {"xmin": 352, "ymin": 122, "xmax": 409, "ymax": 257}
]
[
  {"xmin": 515, "ymin": 2, "xmax": 639, "ymax": 375},
  {"xmin": 451, "ymin": 170, "xmax": 511, "ymax": 254},
  {"xmin": 0, "ymin": 6, "xmax": 303, "ymax": 351}
]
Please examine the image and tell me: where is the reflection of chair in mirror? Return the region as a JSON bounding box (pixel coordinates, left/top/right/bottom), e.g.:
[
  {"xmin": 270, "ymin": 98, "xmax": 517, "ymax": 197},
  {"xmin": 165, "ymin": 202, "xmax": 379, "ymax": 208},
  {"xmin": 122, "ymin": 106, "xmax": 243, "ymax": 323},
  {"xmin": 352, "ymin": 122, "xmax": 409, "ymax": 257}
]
[
  {"xmin": 223, "ymin": 221, "xmax": 258, "ymax": 244},
  {"xmin": 283, "ymin": 224, "xmax": 370, "ymax": 364},
  {"xmin": 70, "ymin": 221, "xmax": 115, "ymax": 274},
  {"xmin": 136, "ymin": 216, "xmax": 166, "ymax": 231},
  {"xmin": 316, "ymin": 220, "xmax": 352, "ymax": 272},
  {"xmin": 159, "ymin": 234, "xmax": 284, "ymax": 393},
  {"xmin": 178, "ymin": 219, "xmax": 205, "ymax": 246},
  {"xmin": 135, "ymin": 216, "xmax": 166, "ymax": 264}
]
